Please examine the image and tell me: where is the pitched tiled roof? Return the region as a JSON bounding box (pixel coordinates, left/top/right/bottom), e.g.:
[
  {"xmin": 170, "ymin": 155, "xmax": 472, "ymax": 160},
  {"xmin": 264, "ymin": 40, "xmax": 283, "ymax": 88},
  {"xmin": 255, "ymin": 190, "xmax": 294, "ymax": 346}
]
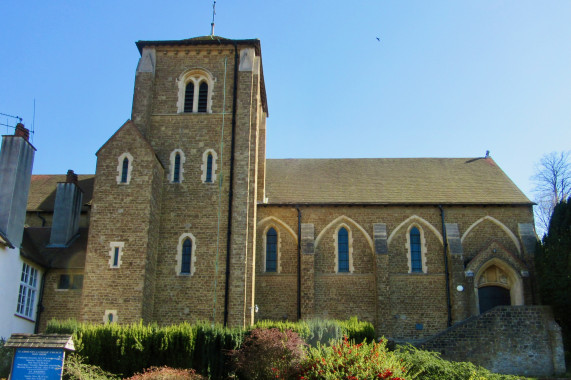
[
  {"xmin": 264, "ymin": 158, "xmax": 531, "ymax": 205},
  {"xmin": 27, "ymin": 175, "xmax": 94, "ymax": 212}
]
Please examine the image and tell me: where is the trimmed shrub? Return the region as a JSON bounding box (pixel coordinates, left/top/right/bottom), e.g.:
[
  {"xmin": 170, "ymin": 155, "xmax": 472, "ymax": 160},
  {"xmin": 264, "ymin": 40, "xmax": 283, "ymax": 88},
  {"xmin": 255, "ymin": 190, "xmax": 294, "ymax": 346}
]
[
  {"xmin": 47, "ymin": 320, "xmax": 243, "ymax": 379},
  {"xmin": 232, "ymin": 328, "xmax": 306, "ymax": 380},
  {"xmin": 395, "ymin": 345, "xmax": 521, "ymax": 380},
  {"xmin": 337, "ymin": 316, "xmax": 375, "ymax": 343},
  {"xmin": 300, "ymin": 336, "xmax": 410, "ymax": 379}
]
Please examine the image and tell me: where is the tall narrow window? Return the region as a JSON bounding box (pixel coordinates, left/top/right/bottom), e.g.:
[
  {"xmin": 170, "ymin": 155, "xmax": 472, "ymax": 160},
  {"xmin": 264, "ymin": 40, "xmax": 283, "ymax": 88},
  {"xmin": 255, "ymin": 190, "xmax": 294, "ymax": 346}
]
[
  {"xmin": 338, "ymin": 228, "xmax": 349, "ymax": 273},
  {"xmin": 201, "ymin": 150, "xmax": 218, "ymax": 184},
  {"xmin": 410, "ymin": 227, "xmax": 422, "ymax": 273},
  {"xmin": 121, "ymin": 157, "xmax": 129, "ymax": 183},
  {"xmin": 198, "ymin": 82, "xmax": 208, "ymax": 112},
  {"xmin": 266, "ymin": 228, "xmax": 277, "ymax": 272},
  {"xmin": 206, "ymin": 153, "xmax": 213, "ymax": 183},
  {"xmin": 173, "ymin": 153, "xmax": 181, "ymax": 183},
  {"xmin": 113, "ymin": 247, "xmax": 120, "ymax": 267},
  {"xmin": 181, "ymin": 238, "xmax": 192, "ymax": 274},
  {"xmin": 184, "ymin": 82, "xmax": 194, "ymax": 113},
  {"xmin": 109, "ymin": 242, "xmax": 124, "ymax": 268},
  {"xmin": 16, "ymin": 263, "xmax": 38, "ymax": 319}
]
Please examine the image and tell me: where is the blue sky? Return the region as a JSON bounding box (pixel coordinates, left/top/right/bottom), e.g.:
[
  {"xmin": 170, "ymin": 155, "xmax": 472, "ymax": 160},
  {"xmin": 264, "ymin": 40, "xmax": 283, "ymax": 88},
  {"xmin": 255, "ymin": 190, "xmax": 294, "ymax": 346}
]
[{"xmin": 1, "ymin": 1, "xmax": 570, "ymax": 199}]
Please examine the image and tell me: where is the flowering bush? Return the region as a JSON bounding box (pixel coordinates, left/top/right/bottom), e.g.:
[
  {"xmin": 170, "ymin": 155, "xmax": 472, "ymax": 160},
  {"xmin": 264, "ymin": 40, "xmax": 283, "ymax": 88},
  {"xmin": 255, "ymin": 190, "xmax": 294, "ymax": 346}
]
[
  {"xmin": 125, "ymin": 366, "xmax": 206, "ymax": 379},
  {"xmin": 299, "ymin": 336, "xmax": 410, "ymax": 380},
  {"xmin": 231, "ymin": 328, "xmax": 306, "ymax": 379}
]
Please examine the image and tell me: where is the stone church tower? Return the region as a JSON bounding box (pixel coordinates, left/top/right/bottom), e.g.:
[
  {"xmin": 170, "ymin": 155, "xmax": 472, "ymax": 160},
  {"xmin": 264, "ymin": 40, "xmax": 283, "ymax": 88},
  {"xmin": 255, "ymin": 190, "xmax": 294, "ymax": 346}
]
[{"xmin": 80, "ymin": 37, "xmax": 268, "ymax": 327}]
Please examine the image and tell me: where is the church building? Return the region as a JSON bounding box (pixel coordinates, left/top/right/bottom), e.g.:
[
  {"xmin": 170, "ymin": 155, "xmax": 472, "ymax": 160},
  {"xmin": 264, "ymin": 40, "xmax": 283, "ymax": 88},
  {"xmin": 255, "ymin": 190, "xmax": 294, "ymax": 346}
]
[{"xmin": 3, "ymin": 36, "xmax": 544, "ymax": 344}]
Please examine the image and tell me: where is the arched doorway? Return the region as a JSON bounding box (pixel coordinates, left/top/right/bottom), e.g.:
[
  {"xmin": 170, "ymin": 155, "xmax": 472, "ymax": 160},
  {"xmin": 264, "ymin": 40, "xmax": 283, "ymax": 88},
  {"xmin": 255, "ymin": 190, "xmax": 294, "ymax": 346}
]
[
  {"xmin": 478, "ymin": 285, "xmax": 511, "ymax": 313},
  {"xmin": 476, "ymin": 263, "xmax": 522, "ymax": 313}
]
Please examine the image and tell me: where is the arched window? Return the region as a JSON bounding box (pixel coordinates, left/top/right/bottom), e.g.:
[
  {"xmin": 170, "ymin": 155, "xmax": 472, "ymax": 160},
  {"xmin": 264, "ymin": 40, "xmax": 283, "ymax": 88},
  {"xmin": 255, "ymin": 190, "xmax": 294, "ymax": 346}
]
[
  {"xmin": 169, "ymin": 149, "xmax": 186, "ymax": 183},
  {"xmin": 184, "ymin": 82, "xmax": 194, "ymax": 113},
  {"xmin": 410, "ymin": 227, "xmax": 422, "ymax": 273},
  {"xmin": 176, "ymin": 232, "xmax": 197, "ymax": 276},
  {"xmin": 198, "ymin": 82, "xmax": 208, "ymax": 113},
  {"xmin": 206, "ymin": 153, "xmax": 213, "ymax": 183},
  {"xmin": 181, "ymin": 238, "xmax": 192, "ymax": 274},
  {"xmin": 173, "ymin": 153, "xmax": 181, "ymax": 183},
  {"xmin": 265, "ymin": 228, "xmax": 277, "ymax": 272},
  {"xmin": 121, "ymin": 157, "xmax": 129, "ymax": 183},
  {"xmin": 116, "ymin": 153, "xmax": 133, "ymax": 185},
  {"xmin": 201, "ymin": 149, "xmax": 218, "ymax": 184},
  {"xmin": 177, "ymin": 70, "xmax": 213, "ymax": 113},
  {"xmin": 338, "ymin": 227, "xmax": 349, "ymax": 272}
]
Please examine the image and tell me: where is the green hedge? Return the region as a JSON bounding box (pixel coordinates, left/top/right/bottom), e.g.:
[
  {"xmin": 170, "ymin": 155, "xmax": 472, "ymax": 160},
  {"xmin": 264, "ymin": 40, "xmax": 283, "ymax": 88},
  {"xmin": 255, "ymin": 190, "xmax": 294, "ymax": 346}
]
[
  {"xmin": 47, "ymin": 320, "xmax": 243, "ymax": 378},
  {"xmin": 46, "ymin": 317, "xmax": 374, "ymax": 378}
]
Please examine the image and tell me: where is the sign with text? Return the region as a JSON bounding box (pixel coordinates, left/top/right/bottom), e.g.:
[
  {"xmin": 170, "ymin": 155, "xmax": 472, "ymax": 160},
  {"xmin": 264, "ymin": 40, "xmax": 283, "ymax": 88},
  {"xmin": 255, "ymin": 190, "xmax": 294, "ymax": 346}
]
[{"xmin": 11, "ymin": 348, "xmax": 65, "ymax": 380}]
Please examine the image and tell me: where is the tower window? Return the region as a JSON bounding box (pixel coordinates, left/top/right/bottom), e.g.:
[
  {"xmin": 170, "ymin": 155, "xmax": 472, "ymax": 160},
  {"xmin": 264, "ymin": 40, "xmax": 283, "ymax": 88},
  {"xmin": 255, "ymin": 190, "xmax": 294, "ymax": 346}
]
[
  {"xmin": 206, "ymin": 153, "xmax": 213, "ymax": 183},
  {"xmin": 178, "ymin": 70, "xmax": 213, "ymax": 114},
  {"xmin": 169, "ymin": 149, "xmax": 186, "ymax": 183},
  {"xmin": 184, "ymin": 82, "xmax": 194, "ymax": 113},
  {"xmin": 113, "ymin": 247, "xmax": 120, "ymax": 267},
  {"xmin": 338, "ymin": 227, "xmax": 349, "ymax": 273},
  {"xmin": 173, "ymin": 153, "xmax": 181, "ymax": 183},
  {"xmin": 108, "ymin": 242, "xmax": 124, "ymax": 268},
  {"xmin": 177, "ymin": 233, "xmax": 197, "ymax": 276},
  {"xmin": 181, "ymin": 238, "xmax": 192, "ymax": 274},
  {"xmin": 266, "ymin": 228, "xmax": 277, "ymax": 272},
  {"xmin": 201, "ymin": 150, "xmax": 218, "ymax": 184},
  {"xmin": 198, "ymin": 82, "xmax": 208, "ymax": 113}
]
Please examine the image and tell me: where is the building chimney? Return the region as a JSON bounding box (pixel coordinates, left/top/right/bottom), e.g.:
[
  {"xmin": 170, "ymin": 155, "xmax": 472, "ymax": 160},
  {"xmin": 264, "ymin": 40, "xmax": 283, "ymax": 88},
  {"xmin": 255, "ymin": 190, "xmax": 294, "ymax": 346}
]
[
  {"xmin": 0, "ymin": 124, "xmax": 36, "ymax": 248},
  {"xmin": 49, "ymin": 170, "xmax": 83, "ymax": 247}
]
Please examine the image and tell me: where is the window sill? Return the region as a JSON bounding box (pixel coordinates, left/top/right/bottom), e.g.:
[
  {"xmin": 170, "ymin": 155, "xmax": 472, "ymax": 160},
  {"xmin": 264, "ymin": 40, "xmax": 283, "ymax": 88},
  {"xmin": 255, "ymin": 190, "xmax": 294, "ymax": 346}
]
[{"xmin": 14, "ymin": 313, "xmax": 35, "ymax": 323}]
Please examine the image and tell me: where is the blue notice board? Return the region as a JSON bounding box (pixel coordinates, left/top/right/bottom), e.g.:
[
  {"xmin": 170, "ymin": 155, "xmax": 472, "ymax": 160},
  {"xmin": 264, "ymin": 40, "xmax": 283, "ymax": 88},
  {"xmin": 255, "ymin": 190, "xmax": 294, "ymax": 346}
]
[{"xmin": 11, "ymin": 348, "xmax": 65, "ymax": 380}]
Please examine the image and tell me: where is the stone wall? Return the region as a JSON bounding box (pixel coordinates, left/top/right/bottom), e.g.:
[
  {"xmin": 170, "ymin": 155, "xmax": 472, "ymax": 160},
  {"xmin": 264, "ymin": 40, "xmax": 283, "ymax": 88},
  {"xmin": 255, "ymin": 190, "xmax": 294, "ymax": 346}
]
[
  {"xmin": 255, "ymin": 204, "xmax": 535, "ymax": 340},
  {"xmin": 420, "ymin": 305, "xmax": 566, "ymax": 376},
  {"xmin": 39, "ymin": 270, "xmax": 82, "ymax": 331}
]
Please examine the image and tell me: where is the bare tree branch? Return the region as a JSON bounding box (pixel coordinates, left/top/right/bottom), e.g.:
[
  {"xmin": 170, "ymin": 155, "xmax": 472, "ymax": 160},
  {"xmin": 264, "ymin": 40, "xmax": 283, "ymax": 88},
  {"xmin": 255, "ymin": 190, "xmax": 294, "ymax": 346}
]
[{"xmin": 532, "ymin": 151, "xmax": 571, "ymax": 236}]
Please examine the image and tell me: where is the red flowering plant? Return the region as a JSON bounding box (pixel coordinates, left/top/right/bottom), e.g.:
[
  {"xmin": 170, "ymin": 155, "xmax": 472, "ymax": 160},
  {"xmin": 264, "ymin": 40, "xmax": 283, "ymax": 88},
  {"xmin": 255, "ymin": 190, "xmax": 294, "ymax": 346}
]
[
  {"xmin": 299, "ymin": 336, "xmax": 411, "ymax": 380},
  {"xmin": 231, "ymin": 328, "xmax": 307, "ymax": 380}
]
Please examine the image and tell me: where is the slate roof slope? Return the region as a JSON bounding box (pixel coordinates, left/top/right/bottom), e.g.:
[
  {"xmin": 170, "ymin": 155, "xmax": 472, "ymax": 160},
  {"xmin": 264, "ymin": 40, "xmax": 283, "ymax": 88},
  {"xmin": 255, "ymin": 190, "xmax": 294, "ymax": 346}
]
[
  {"xmin": 264, "ymin": 158, "xmax": 531, "ymax": 204},
  {"xmin": 27, "ymin": 175, "xmax": 94, "ymax": 211}
]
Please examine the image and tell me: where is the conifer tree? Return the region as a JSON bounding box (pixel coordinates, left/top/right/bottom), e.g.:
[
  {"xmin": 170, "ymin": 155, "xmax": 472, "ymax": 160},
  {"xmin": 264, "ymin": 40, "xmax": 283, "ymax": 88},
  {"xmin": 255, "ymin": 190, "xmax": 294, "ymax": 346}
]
[{"xmin": 535, "ymin": 197, "xmax": 571, "ymax": 348}]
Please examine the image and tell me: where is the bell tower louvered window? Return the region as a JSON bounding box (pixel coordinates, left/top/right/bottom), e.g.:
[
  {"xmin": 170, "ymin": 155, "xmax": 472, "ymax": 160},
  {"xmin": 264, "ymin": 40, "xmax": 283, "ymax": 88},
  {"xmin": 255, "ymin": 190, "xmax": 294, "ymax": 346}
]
[
  {"xmin": 178, "ymin": 71, "xmax": 213, "ymax": 114},
  {"xmin": 184, "ymin": 82, "xmax": 194, "ymax": 113},
  {"xmin": 266, "ymin": 228, "xmax": 277, "ymax": 272},
  {"xmin": 198, "ymin": 82, "xmax": 208, "ymax": 113},
  {"xmin": 338, "ymin": 227, "xmax": 349, "ymax": 273}
]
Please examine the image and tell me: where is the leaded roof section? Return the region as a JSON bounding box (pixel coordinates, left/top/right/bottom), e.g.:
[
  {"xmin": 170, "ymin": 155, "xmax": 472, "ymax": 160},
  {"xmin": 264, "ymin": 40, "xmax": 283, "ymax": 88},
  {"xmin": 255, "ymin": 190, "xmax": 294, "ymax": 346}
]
[{"xmin": 264, "ymin": 158, "xmax": 531, "ymax": 205}]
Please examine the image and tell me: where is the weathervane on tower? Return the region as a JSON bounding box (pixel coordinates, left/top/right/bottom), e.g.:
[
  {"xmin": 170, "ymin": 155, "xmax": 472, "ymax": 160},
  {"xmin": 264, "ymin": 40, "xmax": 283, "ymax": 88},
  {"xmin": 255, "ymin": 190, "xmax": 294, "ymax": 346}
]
[{"xmin": 210, "ymin": 1, "xmax": 216, "ymax": 36}]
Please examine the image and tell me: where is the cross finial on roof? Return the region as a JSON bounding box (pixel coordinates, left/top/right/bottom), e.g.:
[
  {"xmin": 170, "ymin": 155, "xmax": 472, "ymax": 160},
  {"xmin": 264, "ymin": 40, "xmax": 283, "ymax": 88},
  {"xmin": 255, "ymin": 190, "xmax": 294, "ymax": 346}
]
[{"xmin": 210, "ymin": 1, "xmax": 216, "ymax": 36}]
